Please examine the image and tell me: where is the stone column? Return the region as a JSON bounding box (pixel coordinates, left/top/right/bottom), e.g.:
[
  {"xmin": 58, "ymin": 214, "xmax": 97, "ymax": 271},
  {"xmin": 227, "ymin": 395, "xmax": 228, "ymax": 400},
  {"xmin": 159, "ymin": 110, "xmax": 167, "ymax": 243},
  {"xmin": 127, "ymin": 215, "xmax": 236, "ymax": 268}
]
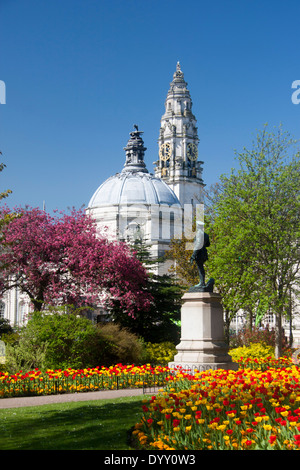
[{"xmin": 169, "ymin": 291, "xmax": 238, "ymax": 372}]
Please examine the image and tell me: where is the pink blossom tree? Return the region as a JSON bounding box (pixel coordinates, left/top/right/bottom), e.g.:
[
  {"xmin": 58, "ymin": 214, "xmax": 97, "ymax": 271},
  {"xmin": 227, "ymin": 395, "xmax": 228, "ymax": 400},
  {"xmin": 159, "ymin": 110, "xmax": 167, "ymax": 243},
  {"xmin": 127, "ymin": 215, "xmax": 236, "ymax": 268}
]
[{"xmin": 0, "ymin": 206, "xmax": 151, "ymax": 315}]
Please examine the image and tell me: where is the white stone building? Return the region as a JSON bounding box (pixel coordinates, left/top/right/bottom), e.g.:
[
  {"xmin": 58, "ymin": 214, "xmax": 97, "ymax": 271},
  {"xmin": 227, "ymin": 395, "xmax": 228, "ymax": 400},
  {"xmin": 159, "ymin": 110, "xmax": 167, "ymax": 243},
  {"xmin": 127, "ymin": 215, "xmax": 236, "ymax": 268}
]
[{"xmin": 86, "ymin": 62, "xmax": 205, "ymax": 267}]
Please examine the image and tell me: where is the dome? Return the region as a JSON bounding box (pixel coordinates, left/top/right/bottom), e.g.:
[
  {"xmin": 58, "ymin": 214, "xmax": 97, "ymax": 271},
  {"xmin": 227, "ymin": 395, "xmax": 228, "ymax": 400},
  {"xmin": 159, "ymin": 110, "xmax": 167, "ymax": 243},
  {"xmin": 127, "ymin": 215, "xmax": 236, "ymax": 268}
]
[
  {"xmin": 88, "ymin": 126, "xmax": 181, "ymax": 209},
  {"xmin": 88, "ymin": 171, "xmax": 181, "ymax": 208}
]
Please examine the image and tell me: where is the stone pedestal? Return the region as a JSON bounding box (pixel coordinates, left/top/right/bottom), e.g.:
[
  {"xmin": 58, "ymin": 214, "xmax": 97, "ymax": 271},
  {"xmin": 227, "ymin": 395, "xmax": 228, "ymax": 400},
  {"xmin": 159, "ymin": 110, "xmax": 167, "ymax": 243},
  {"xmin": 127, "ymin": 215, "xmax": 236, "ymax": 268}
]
[{"xmin": 169, "ymin": 291, "xmax": 238, "ymax": 372}]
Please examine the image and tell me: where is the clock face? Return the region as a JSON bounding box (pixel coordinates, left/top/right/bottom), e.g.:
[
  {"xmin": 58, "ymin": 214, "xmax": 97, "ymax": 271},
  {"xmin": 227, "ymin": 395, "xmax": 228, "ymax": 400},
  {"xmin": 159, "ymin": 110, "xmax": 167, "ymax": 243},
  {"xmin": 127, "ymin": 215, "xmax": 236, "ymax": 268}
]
[
  {"xmin": 187, "ymin": 143, "xmax": 198, "ymax": 161},
  {"xmin": 159, "ymin": 142, "xmax": 171, "ymax": 161}
]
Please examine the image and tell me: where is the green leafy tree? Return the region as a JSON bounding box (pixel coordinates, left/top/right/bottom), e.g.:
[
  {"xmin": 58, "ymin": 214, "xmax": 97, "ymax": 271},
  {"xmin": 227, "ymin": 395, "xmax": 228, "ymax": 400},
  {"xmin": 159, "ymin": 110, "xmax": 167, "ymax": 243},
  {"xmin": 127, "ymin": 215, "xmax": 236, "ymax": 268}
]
[
  {"xmin": 167, "ymin": 227, "xmax": 199, "ymax": 288},
  {"xmin": 207, "ymin": 125, "xmax": 300, "ymax": 358},
  {"xmin": 204, "ymin": 208, "xmax": 257, "ymax": 343}
]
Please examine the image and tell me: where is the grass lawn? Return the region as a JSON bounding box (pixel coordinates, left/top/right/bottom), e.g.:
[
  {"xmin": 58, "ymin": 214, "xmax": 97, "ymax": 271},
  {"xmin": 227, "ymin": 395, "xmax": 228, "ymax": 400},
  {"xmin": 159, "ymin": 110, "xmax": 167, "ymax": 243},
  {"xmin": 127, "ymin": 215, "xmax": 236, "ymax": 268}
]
[{"xmin": 0, "ymin": 395, "xmax": 149, "ymax": 450}]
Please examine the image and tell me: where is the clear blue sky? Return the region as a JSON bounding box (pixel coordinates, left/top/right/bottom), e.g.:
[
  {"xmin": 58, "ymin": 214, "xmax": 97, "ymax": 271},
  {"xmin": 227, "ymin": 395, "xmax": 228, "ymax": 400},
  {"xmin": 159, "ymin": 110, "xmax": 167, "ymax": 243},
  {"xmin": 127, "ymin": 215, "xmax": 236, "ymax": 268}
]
[{"xmin": 1, "ymin": 0, "xmax": 299, "ymax": 212}]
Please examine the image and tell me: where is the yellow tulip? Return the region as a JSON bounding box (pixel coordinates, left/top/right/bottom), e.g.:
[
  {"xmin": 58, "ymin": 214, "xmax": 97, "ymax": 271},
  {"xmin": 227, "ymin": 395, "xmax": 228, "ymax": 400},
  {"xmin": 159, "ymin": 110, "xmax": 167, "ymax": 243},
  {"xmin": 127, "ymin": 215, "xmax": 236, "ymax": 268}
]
[{"xmin": 263, "ymin": 424, "xmax": 272, "ymax": 432}]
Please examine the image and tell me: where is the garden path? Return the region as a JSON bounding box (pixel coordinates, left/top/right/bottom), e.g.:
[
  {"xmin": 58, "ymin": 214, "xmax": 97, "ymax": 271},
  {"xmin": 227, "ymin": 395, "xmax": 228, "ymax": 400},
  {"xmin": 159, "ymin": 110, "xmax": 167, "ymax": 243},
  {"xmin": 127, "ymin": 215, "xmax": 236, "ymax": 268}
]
[{"xmin": 0, "ymin": 388, "xmax": 146, "ymax": 409}]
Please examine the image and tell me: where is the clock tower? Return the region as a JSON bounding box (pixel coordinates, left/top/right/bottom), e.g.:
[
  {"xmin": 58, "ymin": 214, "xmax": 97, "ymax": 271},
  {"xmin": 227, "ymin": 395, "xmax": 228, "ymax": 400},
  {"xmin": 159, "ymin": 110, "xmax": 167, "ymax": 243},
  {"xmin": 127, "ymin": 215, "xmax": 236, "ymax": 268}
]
[{"xmin": 154, "ymin": 62, "xmax": 204, "ymax": 207}]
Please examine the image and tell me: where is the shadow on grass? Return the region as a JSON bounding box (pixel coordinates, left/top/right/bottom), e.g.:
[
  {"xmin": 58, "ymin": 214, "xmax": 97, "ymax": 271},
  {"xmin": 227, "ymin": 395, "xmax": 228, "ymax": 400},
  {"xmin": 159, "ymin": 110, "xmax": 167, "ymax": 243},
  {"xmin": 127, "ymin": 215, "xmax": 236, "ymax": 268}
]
[{"xmin": 0, "ymin": 396, "xmax": 147, "ymax": 450}]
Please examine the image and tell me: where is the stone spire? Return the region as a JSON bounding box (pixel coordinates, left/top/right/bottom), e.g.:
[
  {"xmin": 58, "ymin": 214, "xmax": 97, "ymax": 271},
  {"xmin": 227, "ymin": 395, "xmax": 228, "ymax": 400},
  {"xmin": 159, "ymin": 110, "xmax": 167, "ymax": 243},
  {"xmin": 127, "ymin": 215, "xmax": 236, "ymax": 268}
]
[
  {"xmin": 154, "ymin": 63, "xmax": 204, "ymax": 206},
  {"xmin": 170, "ymin": 61, "xmax": 188, "ymax": 89},
  {"xmin": 122, "ymin": 125, "xmax": 148, "ymax": 173}
]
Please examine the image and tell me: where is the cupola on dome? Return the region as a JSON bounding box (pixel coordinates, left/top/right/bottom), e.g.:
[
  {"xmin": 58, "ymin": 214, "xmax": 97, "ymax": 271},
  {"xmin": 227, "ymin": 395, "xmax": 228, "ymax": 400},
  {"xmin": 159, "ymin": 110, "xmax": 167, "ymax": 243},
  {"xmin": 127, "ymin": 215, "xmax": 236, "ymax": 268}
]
[{"xmin": 88, "ymin": 126, "xmax": 181, "ymax": 208}]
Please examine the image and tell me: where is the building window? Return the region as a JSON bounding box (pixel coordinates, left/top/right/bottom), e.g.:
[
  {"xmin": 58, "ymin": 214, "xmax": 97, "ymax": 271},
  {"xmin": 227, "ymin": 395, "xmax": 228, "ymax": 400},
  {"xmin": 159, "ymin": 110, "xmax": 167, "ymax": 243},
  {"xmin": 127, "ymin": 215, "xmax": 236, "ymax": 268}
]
[
  {"xmin": 265, "ymin": 313, "xmax": 275, "ymax": 326},
  {"xmin": 19, "ymin": 302, "xmax": 26, "ymax": 324},
  {"xmin": 159, "ymin": 211, "xmax": 162, "ymax": 240},
  {"xmin": 0, "ymin": 301, "xmax": 5, "ymax": 319},
  {"xmin": 170, "ymin": 212, "xmax": 174, "ymax": 240}
]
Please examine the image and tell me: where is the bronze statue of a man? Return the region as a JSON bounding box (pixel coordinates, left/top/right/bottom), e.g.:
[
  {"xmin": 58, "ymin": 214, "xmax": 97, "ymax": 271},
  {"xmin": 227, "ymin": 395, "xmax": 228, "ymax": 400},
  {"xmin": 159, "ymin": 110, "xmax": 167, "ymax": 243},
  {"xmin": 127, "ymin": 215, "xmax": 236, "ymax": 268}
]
[{"xmin": 190, "ymin": 223, "xmax": 214, "ymax": 292}]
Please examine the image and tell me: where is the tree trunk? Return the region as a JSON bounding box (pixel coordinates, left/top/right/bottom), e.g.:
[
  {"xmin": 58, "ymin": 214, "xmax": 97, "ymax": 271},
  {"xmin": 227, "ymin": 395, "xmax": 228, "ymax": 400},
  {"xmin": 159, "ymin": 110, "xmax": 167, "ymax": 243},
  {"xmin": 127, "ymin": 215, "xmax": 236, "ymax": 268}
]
[
  {"xmin": 31, "ymin": 298, "xmax": 43, "ymax": 312},
  {"xmin": 289, "ymin": 290, "xmax": 293, "ymax": 348},
  {"xmin": 223, "ymin": 309, "xmax": 231, "ymax": 345},
  {"xmin": 247, "ymin": 308, "xmax": 253, "ymax": 332}
]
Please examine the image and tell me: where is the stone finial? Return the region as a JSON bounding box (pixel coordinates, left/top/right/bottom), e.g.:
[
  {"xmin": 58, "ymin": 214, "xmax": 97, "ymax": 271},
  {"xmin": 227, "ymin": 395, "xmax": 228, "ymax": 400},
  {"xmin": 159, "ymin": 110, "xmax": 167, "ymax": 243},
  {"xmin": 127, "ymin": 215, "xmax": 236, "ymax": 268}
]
[
  {"xmin": 122, "ymin": 125, "xmax": 148, "ymax": 173},
  {"xmin": 172, "ymin": 61, "xmax": 186, "ymax": 84}
]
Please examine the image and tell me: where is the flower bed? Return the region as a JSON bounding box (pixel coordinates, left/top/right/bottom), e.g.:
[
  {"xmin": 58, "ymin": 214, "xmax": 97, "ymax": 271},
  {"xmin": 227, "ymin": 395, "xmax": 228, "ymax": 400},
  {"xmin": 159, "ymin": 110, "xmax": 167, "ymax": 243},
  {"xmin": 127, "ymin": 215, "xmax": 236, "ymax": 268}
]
[
  {"xmin": 132, "ymin": 365, "xmax": 300, "ymax": 450},
  {"xmin": 233, "ymin": 355, "xmax": 293, "ymax": 370},
  {"xmin": 229, "ymin": 342, "xmax": 294, "ymax": 370},
  {"xmin": 0, "ymin": 364, "xmax": 171, "ymax": 398}
]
